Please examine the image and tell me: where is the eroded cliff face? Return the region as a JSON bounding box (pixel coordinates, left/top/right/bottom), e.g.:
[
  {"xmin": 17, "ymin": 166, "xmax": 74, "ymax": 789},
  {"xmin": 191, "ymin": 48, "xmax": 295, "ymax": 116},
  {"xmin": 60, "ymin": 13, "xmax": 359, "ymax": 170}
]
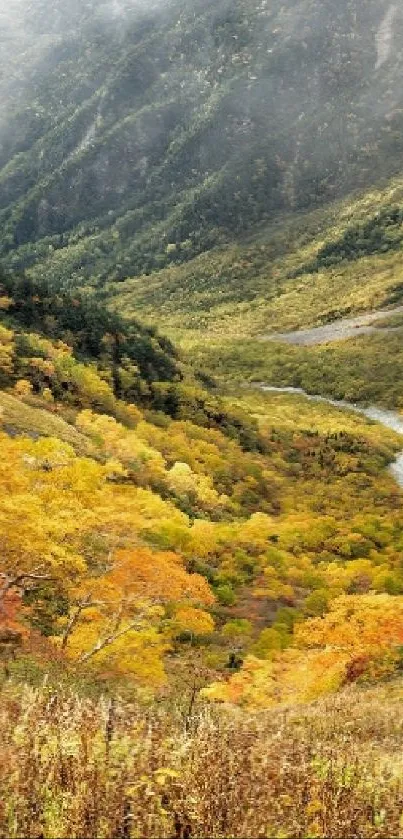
[{"xmin": 2, "ymin": 0, "xmax": 403, "ymax": 286}]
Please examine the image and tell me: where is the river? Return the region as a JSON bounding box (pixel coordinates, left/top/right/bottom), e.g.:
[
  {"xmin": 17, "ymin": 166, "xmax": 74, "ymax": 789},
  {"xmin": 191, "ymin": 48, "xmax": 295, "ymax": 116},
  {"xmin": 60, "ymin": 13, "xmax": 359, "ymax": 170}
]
[{"xmin": 260, "ymin": 385, "xmax": 403, "ymax": 488}]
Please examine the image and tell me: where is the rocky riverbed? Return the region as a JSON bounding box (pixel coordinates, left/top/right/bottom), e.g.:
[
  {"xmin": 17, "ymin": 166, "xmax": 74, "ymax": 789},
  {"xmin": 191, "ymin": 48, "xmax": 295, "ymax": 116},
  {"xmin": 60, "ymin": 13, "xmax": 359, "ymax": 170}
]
[{"xmin": 262, "ymin": 305, "xmax": 403, "ymax": 346}]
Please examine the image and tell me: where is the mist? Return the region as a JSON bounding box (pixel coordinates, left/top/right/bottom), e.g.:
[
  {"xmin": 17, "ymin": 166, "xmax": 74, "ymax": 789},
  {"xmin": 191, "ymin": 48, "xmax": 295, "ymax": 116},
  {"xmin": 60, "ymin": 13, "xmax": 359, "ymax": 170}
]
[{"xmin": 1, "ymin": 0, "xmax": 403, "ymax": 283}]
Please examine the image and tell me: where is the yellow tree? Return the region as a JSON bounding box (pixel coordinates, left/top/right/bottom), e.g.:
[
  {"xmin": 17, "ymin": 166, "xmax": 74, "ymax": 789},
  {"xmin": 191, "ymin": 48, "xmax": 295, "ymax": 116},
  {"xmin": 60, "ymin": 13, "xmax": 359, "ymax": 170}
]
[
  {"xmin": 0, "ymin": 431, "xmax": 110, "ymax": 637},
  {"xmin": 203, "ymin": 648, "xmax": 349, "ymax": 708},
  {"xmin": 59, "ymin": 547, "xmax": 214, "ymax": 684},
  {"xmin": 76, "ymin": 409, "xmax": 166, "ymax": 486},
  {"xmin": 204, "ymin": 594, "xmax": 403, "ymax": 708},
  {"xmin": 296, "ymin": 592, "xmax": 403, "ymax": 680}
]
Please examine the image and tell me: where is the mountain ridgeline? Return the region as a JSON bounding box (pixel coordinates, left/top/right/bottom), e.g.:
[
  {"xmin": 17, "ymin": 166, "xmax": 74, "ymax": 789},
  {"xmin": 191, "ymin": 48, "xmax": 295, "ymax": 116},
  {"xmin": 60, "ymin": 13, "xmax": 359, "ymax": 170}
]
[{"xmin": 1, "ymin": 0, "xmax": 403, "ymax": 287}]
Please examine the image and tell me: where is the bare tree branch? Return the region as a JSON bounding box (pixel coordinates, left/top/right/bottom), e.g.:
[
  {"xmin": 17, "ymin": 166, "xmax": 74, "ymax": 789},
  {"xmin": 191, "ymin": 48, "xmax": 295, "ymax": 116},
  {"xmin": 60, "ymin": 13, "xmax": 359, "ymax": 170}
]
[
  {"xmin": 61, "ymin": 594, "xmax": 93, "ymax": 650},
  {"xmin": 78, "ymin": 615, "xmax": 146, "ymax": 664}
]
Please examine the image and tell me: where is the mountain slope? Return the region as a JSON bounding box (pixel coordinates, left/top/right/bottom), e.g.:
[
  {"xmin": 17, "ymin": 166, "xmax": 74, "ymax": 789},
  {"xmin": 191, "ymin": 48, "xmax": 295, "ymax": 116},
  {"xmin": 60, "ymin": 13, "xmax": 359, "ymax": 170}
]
[
  {"xmin": 2, "ymin": 0, "xmax": 403, "ymax": 288},
  {"xmin": 110, "ymin": 176, "xmax": 403, "ymax": 340}
]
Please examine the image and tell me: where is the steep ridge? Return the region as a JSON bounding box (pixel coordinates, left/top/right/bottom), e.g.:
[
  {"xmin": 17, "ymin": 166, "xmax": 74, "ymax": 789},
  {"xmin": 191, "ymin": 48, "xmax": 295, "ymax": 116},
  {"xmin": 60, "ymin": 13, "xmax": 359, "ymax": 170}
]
[{"xmin": 2, "ymin": 0, "xmax": 403, "ymax": 290}]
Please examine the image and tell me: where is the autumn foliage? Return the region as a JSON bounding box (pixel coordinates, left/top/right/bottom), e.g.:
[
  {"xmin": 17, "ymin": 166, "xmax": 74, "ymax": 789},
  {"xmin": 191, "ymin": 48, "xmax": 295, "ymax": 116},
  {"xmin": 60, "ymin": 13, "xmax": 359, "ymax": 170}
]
[{"xmin": 1, "ymin": 317, "xmax": 403, "ymax": 706}]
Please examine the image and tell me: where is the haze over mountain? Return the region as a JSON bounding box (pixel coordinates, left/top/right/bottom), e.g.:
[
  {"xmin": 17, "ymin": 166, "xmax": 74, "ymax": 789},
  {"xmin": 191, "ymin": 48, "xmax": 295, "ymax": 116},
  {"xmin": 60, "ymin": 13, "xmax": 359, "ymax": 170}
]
[{"xmin": 2, "ymin": 0, "xmax": 403, "ymax": 288}]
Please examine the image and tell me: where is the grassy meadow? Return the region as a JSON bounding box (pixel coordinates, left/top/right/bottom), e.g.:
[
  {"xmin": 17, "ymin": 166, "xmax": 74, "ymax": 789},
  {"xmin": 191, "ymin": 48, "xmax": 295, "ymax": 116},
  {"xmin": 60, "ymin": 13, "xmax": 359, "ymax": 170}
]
[{"xmin": 1, "ymin": 679, "xmax": 403, "ymax": 838}]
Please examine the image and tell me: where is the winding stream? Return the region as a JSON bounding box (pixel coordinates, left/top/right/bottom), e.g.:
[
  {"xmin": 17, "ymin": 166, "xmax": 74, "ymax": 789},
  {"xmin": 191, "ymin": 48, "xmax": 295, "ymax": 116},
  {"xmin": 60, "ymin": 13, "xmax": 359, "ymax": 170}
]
[{"xmin": 260, "ymin": 385, "xmax": 403, "ymax": 488}]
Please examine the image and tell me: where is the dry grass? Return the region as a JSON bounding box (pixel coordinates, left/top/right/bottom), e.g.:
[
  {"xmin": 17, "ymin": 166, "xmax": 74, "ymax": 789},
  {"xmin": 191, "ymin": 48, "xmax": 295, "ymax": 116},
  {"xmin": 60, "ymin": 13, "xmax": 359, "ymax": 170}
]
[{"xmin": 1, "ymin": 681, "xmax": 403, "ymax": 838}]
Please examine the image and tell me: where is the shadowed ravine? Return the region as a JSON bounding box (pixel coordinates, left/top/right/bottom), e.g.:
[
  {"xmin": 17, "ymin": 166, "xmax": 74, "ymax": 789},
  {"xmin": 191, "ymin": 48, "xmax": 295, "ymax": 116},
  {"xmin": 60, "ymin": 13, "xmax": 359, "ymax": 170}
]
[{"xmin": 260, "ymin": 385, "xmax": 403, "ymax": 488}]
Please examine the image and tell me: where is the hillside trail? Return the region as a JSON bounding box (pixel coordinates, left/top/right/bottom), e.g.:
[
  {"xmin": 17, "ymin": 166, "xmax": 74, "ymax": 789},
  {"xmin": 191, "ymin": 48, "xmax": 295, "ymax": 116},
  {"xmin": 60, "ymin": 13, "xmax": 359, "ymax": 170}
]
[
  {"xmin": 260, "ymin": 385, "xmax": 403, "ymax": 489},
  {"xmin": 261, "ymin": 305, "xmax": 403, "ymax": 346}
]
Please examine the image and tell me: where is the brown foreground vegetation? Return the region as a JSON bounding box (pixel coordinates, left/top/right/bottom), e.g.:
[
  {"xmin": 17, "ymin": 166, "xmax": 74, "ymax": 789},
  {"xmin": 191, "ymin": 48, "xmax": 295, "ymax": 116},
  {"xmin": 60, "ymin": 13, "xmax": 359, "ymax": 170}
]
[{"xmin": 1, "ymin": 681, "xmax": 403, "ymax": 838}]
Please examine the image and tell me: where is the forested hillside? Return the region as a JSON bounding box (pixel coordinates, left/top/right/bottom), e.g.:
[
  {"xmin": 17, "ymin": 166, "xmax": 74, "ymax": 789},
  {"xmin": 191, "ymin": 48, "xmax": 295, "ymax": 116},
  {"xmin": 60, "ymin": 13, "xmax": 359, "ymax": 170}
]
[
  {"xmin": 2, "ymin": 280, "xmax": 403, "ymax": 838},
  {"xmin": 4, "ymin": 1, "xmax": 403, "ymax": 835},
  {"xmin": 2, "ymin": 0, "xmax": 403, "ymax": 288},
  {"xmin": 1, "ymin": 276, "xmax": 403, "ymax": 703}
]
